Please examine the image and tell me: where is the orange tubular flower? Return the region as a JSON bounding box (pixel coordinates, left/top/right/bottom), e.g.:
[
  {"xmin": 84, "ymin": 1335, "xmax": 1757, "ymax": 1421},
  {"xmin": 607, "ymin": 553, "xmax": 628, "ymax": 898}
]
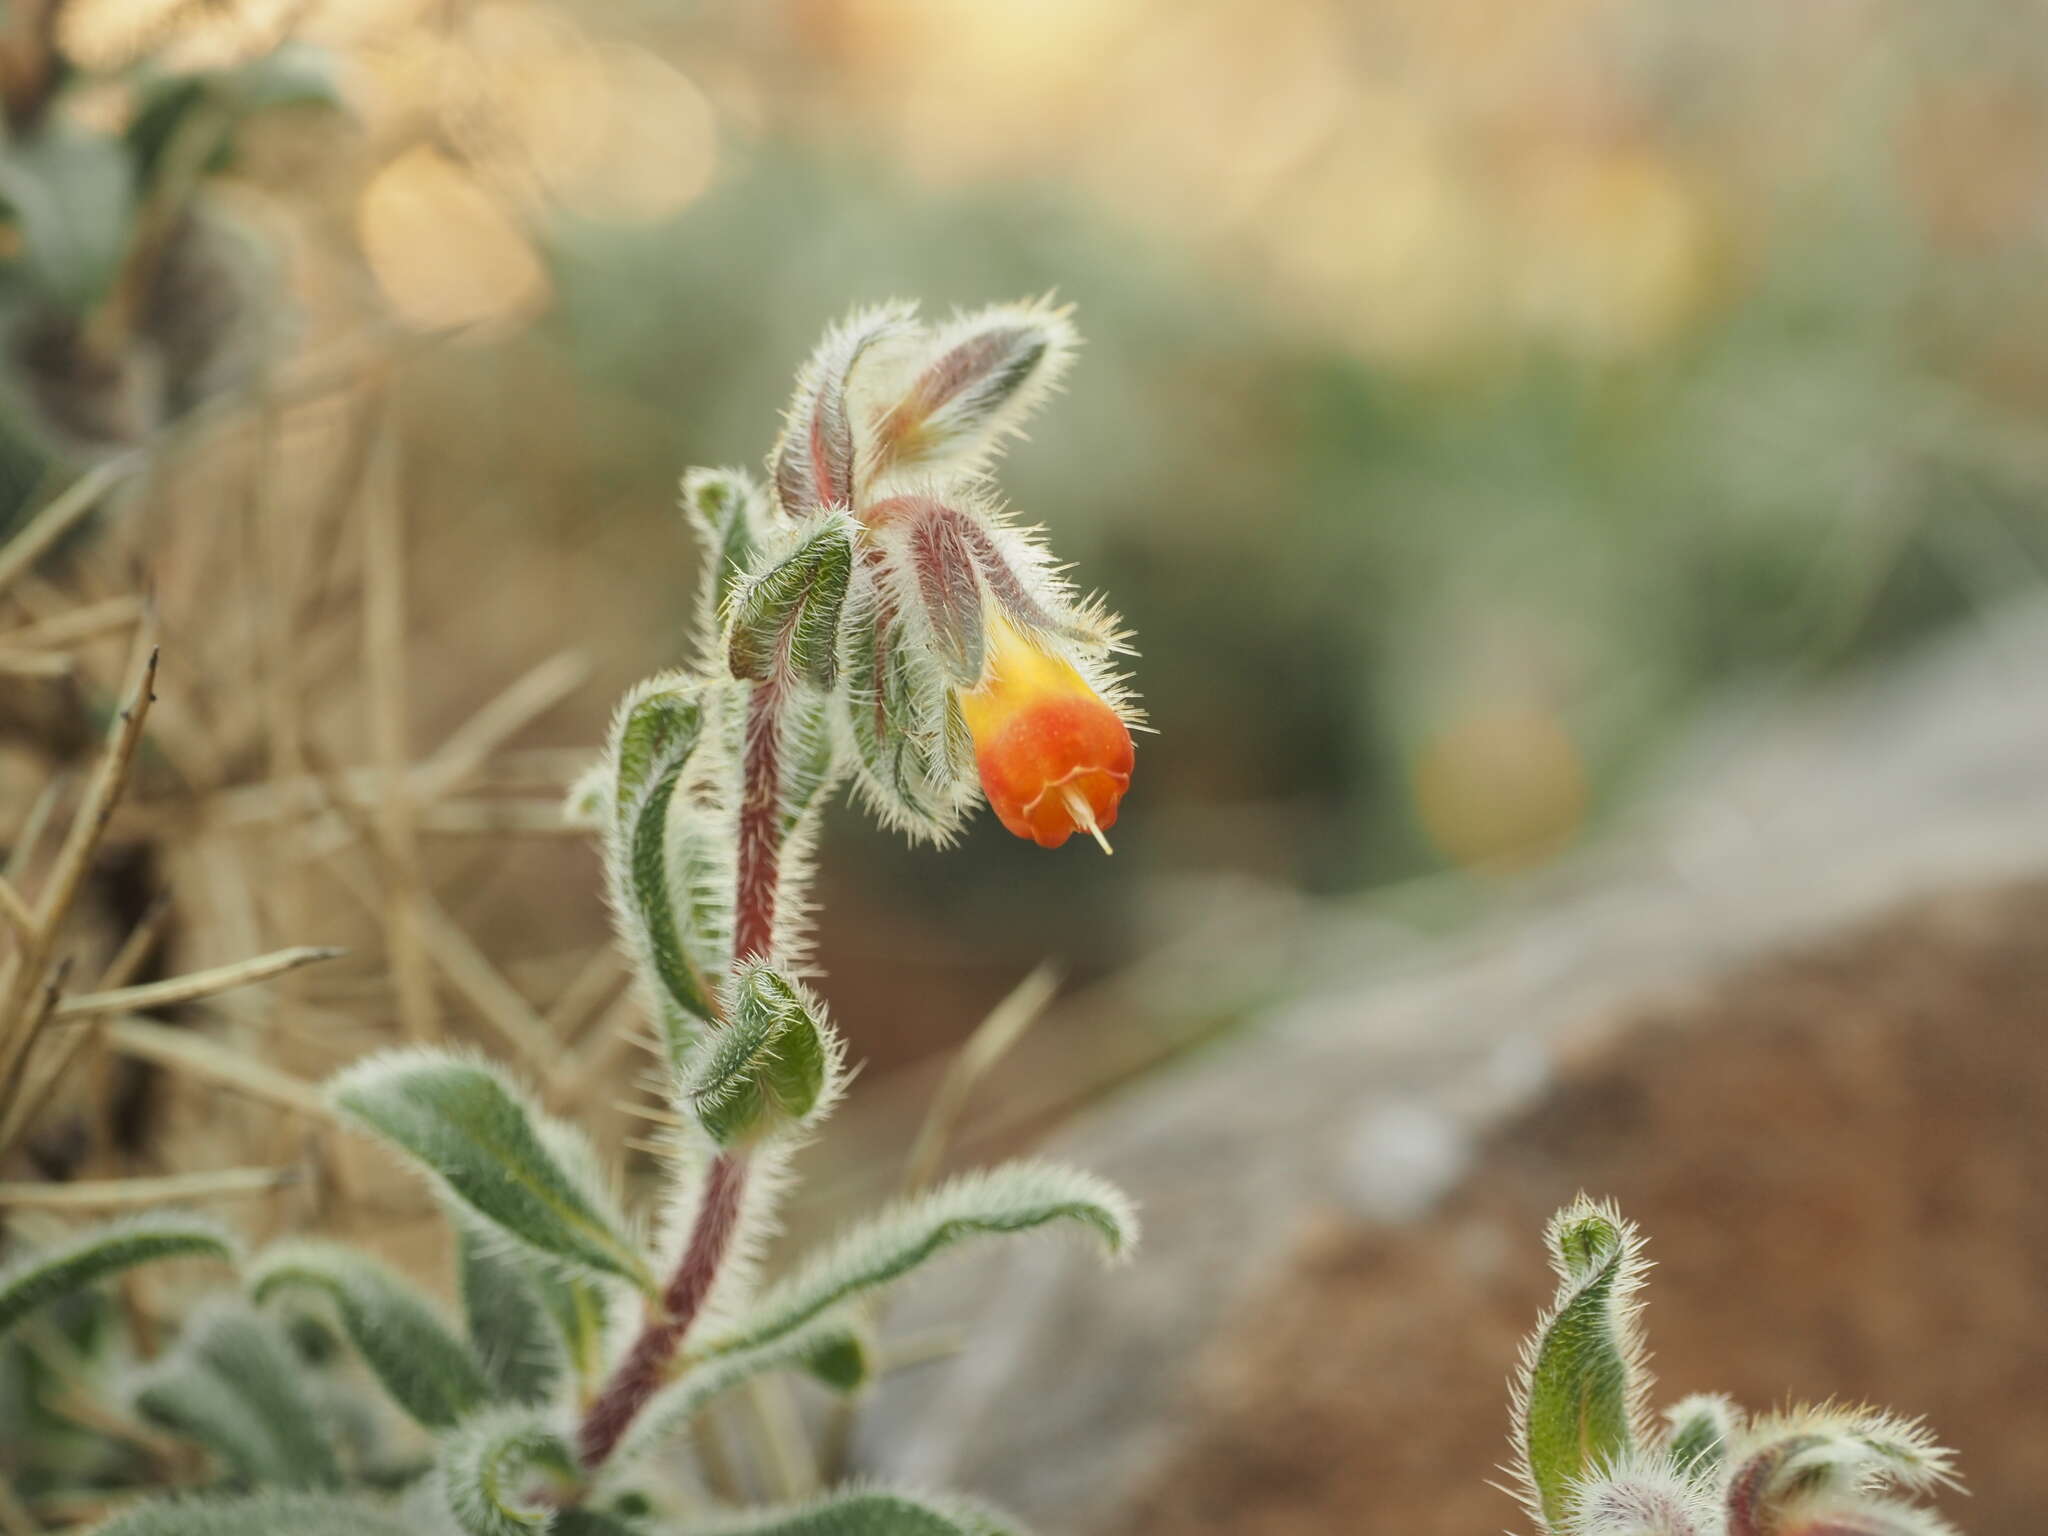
[{"xmin": 960, "ymin": 618, "xmax": 1134, "ymax": 851}]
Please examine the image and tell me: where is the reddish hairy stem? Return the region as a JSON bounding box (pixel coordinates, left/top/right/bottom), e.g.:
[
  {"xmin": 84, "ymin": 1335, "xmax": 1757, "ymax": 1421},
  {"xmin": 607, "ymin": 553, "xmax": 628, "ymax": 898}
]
[
  {"xmin": 576, "ymin": 676, "xmax": 792, "ymax": 1473},
  {"xmin": 733, "ymin": 679, "xmax": 785, "ymax": 962},
  {"xmin": 577, "ymin": 1150, "xmax": 748, "ymax": 1468}
]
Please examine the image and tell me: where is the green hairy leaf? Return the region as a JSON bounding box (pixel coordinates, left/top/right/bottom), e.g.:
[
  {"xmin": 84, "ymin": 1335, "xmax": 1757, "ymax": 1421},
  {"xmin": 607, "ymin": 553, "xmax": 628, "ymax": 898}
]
[
  {"xmin": 690, "ymin": 1487, "xmax": 1025, "ymax": 1536},
  {"xmin": 604, "ymin": 1314, "xmax": 869, "ymax": 1472},
  {"xmin": 0, "ymin": 1213, "xmax": 234, "ymax": 1338},
  {"xmin": 133, "ymin": 1305, "xmax": 343, "ymax": 1489},
  {"xmin": 707, "ymin": 1163, "xmax": 1135, "ymax": 1358},
  {"xmin": 726, "ymin": 519, "xmax": 853, "ymax": 687},
  {"xmin": 89, "ymin": 1492, "xmax": 420, "ymax": 1536},
  {"xmin": 689, "ymin": 962, "xmax": 837, "ymax": 1144},
  {"xmin": 868, "ymin": 301, "xmax": 1075, "ymax": 481},
  {"xmin": 683, "ymin": 466, "xmax": 764, "ymax": 651},
  {"xmin": 1724, "ymin": 1406, "xmax": 1959, "ymax": 1536},
  {"xmin": 904, "ymin": 502, "xmax": 986, "ymax": 687},
  {"xmin": 772, "ymin": 301, "xmax": 919, "ymax": 515},
  {"xmin": 525, "ymin": 1122, "xmax": 627, "ymax": 1382},
  {"xmin": 609, "ymin": 680, "xmax": 720, "ymax": 1041},
  {"xmin": 799, "ymin": 1325, "xmax": 873, "ymax": 1393},
  {"xmin": 1516, "ymin": 1197, "xmax": 1650, "ymax": 1532},
  {"xmin": 456, "ymin": 1218, "xmax": 567, "ymax": 1404},
  {"xmin": 613, "ymin": 683, "xmax": 704, "ymax": 815},
  {"xmin": 530, "ymin": 1265, "xmax": 613, "ymax": 1392},
  {"xmin": 249, "ymin": 1239, "xmax": 491, "ymax": 1429},
  {"xmin": 1664, "ymin": 1394, "xmax": 1741, "ymax": 1477},
  {"xmin": 838, "ymin": 595, "xmax": 972, "ymax": 843},
  {"xmin": 438, "ymin": 1408, "xmax": 582, "ymax": 1536},
  {"xmin": 328, "ymin": 1050, "xmax": 655, "ymax": 1295}
]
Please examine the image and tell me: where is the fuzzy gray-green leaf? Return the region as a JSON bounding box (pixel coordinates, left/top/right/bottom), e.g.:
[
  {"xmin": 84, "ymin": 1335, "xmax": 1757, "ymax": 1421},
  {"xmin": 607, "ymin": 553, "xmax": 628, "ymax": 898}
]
[
  {"xmin": 690, "ymin": 1488, "xmax": 1025, "ymax": 1536},
  {"xmin": 630, "ymin": 760, "xmax": 716, "ymax": 1035},
  {"xmin": 457, "ymin": 1213, "xmax": 613, "ymax": 1399},
  {"xmin": 839, "ymin": 600, "xmax": 971, "ymax": 841},
  {"xmin": 907, "ymin": 503, "xmax": 985, "ymax": 686},
  {"xmin": 799, "ymin": 1325, "xmax": 873, "ymax": 1392},
  {"xmin": 0, "ymin": 1213, "xmax": 234, "ymax": 1339},
  {"xmin": 612, "ymin": 683, "xmax": 720, "ymax": 1040},
  {"xmin": 772, "ymin": 302, "xmax": 917, "ymax": 515},
  {"xmin": 1665, "ymin": 1394, "xmax": 1740, "ymax": 1478},
  {"xmin": 727, "ymin": 521, "xmax": 852, "ymax": 687},
  {"xmin": 869, "ymin": 305, "xmax": 1071, "ymax": 481},
  {"xmin": 329, "ymin": 1051, "xmax": 654, "ymax": 1295},
  {"xmin": 614, "ymin": 686, "xmax": 703, "ymax": 815},
  {"xmin": 439, "ymin": 1409, "xmax": 581, "ymax": 1536},
  {"xmin": 456, "ymin": 1219, "xmax": 565, "ymax": 1404},
  {"xmin": 743, "ymin": 966, "xmax": 831, "ymax": 1122},
  {"xmin": 89, "ymin": 1493, "xmax": 421, "ymax": 1536},
  {"xmin": 688, "ymin": 963, "xmax": 834, "ymax": 1144},
  {"xmin": 707, "ymin": 1163, "xmax": 1134, "ymax": 1358},
  {"xmin": 249, "ymin": 1239, "xmax": 491, "ymax": 1429},
  {"xmin": 684, "ymin": 467, "xmax": 763, "ymax": 645},
  {"xmin": 134, "ymin": 1306, "xmax": 343, "ymax": 1489},
  {"xmin": 688, "ymin": 998, "xmax": 775, "ymax": 1145},
  {"xmin": 1520, "ymin": 1200, "xmax": 1647, "ymax": 1531}
]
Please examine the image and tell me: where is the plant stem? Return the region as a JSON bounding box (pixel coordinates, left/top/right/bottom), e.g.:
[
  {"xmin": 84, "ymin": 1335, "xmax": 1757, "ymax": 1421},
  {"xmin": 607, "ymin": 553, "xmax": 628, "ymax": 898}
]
[
  {"xmin": 577, "ymin": 1149, "xmax": 748, "ymax": 1469},
  {"xmin": 577, "ymin": 674, "xmax": 791, "ymax": 1471},
  {"xmin": 732, "ymin": 678, "xmax": 785, "ymax": 962}
]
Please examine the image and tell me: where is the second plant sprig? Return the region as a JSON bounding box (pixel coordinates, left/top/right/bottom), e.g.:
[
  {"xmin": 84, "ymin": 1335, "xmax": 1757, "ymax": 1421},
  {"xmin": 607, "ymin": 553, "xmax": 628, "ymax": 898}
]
[{"xmin": 1506, "ymin": 1197, "xmax": 1962, "ymax": 1536}]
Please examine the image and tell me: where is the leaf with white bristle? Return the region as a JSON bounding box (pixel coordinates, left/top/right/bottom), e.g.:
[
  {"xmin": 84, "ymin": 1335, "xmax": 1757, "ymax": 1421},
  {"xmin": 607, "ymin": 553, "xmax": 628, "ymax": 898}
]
[
  {"xmin": 687, "ymin": 961, "xmax": 844, "ymax": 1145},
  {"xmin": 1664, "ymin": 1393, "xmax": 1742, "ymax": 1478},
  {"xmin": 454, "ymin": 1215, "xmax": 566, "ymax": 1405},
  {"xmin": 1507, "ymin": 1196, "xmax": 1654, "ymax": 1533},
  {"xmin": 1724, "ymin": 1405, "xmax": 1960, "ymax": 1536},
  {"xmin": 328, "ymin": 1049, "xmax": 654, "ymax": 1296},
  {"xmin": 726, "ymin": 514, "xmax": 855, "ymax": 689},
  {"xmin": 683, "ymin": 466, "xmax": 768, "ymax": 664},
  {"xmin": 835, "ymin": 577, "xmax": 972, "ymax": 844},
  {"xmin": 0, "ymin": 1213, "xmax": 235, "ymax": 1339},
  {"xmin": 602, "ymin": 675, "xmax": 722, "ymax": 1055},
  {"xmin": 437, "ymin": 1407, "xmax": 580, "ymax": 1536},
  {"xmin": 702, "ymin": 1162, "xmax": 1135, "ymax": 1359},
  {"xmin": 248, "ymin": 1239, "xmax": 491, "ymax": 1429},
  {"xmin": 864, "ymin": 297, "xmax": 1078, "ymax": 486},
  {"xmin": 131, "ymin": 1303, "xmax": 343, "ymax": 1489},
  {"xmin": 771, "ymin": 302, "xmax": 921, "ymax": 516}
]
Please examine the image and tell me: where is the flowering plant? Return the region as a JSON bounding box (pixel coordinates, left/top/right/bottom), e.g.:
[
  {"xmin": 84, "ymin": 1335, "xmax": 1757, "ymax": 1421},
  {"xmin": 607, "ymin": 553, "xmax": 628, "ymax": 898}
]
[{"xmin": 0, "ymin": 301, "xmax": 1139, "ymax": 1534}]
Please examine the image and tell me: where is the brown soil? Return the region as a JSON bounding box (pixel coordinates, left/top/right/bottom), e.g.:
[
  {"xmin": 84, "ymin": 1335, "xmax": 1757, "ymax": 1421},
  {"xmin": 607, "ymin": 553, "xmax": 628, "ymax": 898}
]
[{"xmin": 1124, "ymin": 881, "xmax": 2048, "ymax": 1535}]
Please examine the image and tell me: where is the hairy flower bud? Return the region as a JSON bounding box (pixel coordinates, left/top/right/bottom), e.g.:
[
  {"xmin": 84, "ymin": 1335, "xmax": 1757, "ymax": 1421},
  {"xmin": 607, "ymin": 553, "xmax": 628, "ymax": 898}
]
[{"xmin": 960, "ymin": 618, "xmax": 1133, "ymax": 851}]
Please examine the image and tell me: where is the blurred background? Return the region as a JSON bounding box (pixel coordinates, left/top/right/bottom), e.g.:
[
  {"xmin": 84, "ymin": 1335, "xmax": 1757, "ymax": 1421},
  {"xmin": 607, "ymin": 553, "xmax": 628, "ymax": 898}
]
[{"xmin": 2, "ymin": 0, "xmax": 2045, "ymax": 1529}]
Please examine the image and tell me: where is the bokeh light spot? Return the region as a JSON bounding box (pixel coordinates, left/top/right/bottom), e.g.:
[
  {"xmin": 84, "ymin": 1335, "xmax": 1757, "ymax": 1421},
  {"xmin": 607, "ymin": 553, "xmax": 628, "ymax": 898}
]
[
  {"xmin": 556, "ymin": 45, "xmax": 718, "ymax": 226},
  {"xmin": 356, "ymin": 145, "xmax": 550, "ymax": 332},
  {"xmin": 1412, "ymin": 704, "xmax": 1589, "ymax": 873}
]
